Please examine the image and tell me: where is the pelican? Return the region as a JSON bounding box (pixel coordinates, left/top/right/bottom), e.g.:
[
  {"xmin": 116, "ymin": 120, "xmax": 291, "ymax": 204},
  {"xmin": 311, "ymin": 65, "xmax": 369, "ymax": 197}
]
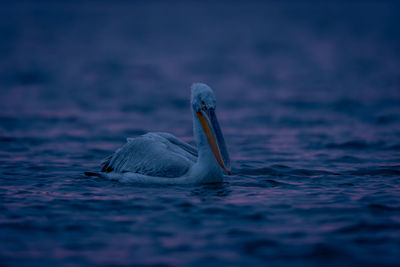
[{"xmin": 87, "ymin": 83, "xmax": 231, "ymax": 184}]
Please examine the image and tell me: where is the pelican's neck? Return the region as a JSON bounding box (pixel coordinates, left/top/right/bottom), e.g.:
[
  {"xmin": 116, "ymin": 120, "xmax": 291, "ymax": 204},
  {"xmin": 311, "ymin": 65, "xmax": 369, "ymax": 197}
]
[{"xmin": 191, "ymin": 111, "xmax": 222, "ymax": 179}]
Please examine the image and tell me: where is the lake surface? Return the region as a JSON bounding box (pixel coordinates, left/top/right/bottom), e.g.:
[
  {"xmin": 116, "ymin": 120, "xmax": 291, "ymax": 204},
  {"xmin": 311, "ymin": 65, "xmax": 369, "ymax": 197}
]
[{"xmin": 1, "ymin": 1, "xmax": 400, "ymax": 266}]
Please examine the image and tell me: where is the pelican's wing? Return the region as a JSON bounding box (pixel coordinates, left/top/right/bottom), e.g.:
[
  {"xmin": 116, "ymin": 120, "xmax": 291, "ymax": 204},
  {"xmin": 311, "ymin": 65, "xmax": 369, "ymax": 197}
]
[
  {"xmin": 149, "ymin": 132, "xmax": 198, "ymax": 157},
  {"xmin": 101, "ymin": 132, "xmax": 197, "ymax": 178}
]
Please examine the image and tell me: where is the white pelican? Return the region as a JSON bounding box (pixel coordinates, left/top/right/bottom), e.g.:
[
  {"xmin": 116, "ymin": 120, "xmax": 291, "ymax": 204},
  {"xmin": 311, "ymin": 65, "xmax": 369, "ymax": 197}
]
[{"xmin": 88, "ymin": 83, "xmax": 231, "ymax": 184}]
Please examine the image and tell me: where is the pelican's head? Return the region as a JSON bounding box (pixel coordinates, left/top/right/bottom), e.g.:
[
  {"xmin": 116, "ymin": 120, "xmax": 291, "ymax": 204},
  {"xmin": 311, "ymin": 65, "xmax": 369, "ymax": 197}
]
[{"xmin": 191, "ymin": 83, "xmax": 231, "ymax": 175}]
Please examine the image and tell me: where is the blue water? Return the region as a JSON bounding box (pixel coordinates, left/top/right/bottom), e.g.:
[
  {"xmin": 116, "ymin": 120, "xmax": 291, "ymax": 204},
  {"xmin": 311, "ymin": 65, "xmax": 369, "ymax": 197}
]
[{"xmin": 1, "ymin": 1, "xmax": 400, "ymax": 266}]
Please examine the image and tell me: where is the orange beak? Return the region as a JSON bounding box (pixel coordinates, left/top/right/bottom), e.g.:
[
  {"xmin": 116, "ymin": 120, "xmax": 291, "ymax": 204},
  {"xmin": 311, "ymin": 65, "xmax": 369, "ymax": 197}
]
[{"xmin": 196, "ymin": 109, "xmax": 231, "ymax": 175}]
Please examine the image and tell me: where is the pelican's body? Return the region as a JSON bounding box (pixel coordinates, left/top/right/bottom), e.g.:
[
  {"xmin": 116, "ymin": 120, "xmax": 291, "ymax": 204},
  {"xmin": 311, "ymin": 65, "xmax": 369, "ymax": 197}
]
[{"xmin": 94, "ymin": 83, "xmax": 231, "ymax": 184}]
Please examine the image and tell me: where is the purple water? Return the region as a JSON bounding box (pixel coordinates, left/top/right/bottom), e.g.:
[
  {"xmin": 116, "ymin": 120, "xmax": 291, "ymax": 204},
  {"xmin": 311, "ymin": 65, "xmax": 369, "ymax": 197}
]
[{"xmin": 1, "ymin": 1, "xmax": 400, "ymax": 266}]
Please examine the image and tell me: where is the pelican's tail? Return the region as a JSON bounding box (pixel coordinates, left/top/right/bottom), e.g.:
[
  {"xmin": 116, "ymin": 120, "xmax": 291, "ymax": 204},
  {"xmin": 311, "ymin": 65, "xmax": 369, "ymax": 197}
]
[
  {"xmin": 84, "ymin": 171, "xmax": 102, "ymax": 177},
  {"xmin": 100, "ymin": 154, "xmax": 114, "ymax": 172}
]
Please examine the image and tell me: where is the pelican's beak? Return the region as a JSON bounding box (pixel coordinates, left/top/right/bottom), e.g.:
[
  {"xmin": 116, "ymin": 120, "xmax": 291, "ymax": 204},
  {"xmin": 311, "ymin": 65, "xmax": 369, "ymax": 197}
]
[{"xmin": 196, "ymin": 108, "xmax": 231, "ymax": 175}]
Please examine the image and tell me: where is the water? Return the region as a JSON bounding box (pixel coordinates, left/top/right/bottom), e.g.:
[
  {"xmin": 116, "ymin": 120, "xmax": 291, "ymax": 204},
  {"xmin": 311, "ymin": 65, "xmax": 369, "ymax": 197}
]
[{"xmin": 1, "ymin": 1, "xmax": 400, "ymax": 266}]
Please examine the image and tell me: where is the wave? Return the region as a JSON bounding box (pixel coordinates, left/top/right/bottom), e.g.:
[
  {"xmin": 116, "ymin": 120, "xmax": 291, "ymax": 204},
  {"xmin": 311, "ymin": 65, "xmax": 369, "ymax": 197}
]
[
  {"xmin": 345, "ymin": 166, "xmax": 400, "ymax": 176},
  {"xmin": 325, "ymin": 140, "xmax": 384, "ymax": 150},
  {"xmin": 336, "ymin": 221, "xmax": 400, "ymax": 234},
  {"xmin": 237, "ymin": 165, "xmax": 339, "ymax": 177}
]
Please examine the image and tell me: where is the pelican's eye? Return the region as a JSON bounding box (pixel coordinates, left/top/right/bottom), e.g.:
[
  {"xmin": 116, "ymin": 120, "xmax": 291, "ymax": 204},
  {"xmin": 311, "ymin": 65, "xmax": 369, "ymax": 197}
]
[{"xmin": 201, "ymin": 101, "xmax": 207, "ymax": 110}]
